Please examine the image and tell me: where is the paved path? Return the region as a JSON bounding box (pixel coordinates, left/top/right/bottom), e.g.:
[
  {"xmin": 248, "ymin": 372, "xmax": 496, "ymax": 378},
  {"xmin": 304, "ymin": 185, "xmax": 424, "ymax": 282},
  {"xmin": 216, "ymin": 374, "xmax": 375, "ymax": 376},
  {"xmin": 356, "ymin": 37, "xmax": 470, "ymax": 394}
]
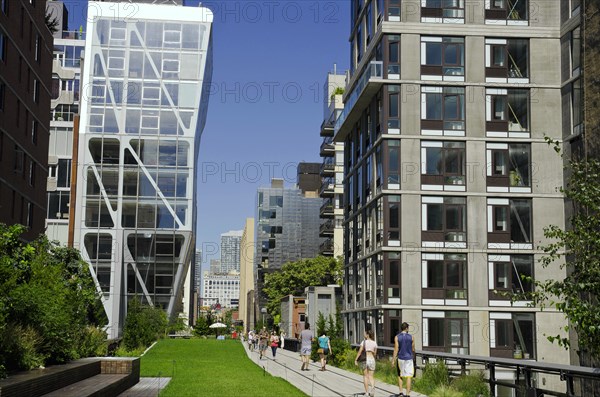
[
  {"xmin": 242, "ymin": 342, "xmax": 426, "ymax": 397},
  {"xmin": 117, "ymin": 377, "xmax": 171, "ymax": 397}
]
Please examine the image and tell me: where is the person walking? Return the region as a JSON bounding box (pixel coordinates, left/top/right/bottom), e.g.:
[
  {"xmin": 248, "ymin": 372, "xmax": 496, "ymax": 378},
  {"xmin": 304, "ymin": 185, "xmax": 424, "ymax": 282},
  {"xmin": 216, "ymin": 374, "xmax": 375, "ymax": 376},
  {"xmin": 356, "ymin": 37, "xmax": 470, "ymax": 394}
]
[
  {"xmin": 247, "ymin": 330, "xmax": 255, "ymax": 352},
  {"xmin": 355, "ymin": 329, "xmax": 377, "ymax": 397},
  {"xmin": 317, "ymin": 332, "xmax": 332, "ymax": 371},
  {"xmin": 392, "ymin": 322, "xmax": 415, "ymax": 397},
  {"xmin": 270, "ymin": 331, "xmax": 280, "ymax": 359},
  {"xmin": 258, "ymin": 327, "xmax": 269, "ymax": 360},
  {"xmin": 280, "ymin": 331, "xmax": 286, "ymax": 350},
  {"xmin": 299, "ymin": 323, "xmax": 315, "ymax": 371}
]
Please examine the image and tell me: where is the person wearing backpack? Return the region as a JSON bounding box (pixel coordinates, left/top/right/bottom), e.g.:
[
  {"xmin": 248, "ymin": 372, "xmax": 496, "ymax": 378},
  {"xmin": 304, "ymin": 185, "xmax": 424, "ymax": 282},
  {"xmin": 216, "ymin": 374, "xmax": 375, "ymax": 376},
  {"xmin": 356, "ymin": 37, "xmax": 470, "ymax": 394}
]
[{"xmin": 392, "ymin": 322, "xmax": 415, "ymax": 397}]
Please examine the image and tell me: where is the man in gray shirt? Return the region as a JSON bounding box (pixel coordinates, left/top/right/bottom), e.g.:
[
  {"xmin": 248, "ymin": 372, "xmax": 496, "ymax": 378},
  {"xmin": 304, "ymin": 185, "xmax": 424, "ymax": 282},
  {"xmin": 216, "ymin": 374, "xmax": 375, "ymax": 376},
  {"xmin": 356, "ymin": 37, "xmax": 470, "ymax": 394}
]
[{"xmin": 299, "ymin": 322, "xmax": 315, "ymax": 371}]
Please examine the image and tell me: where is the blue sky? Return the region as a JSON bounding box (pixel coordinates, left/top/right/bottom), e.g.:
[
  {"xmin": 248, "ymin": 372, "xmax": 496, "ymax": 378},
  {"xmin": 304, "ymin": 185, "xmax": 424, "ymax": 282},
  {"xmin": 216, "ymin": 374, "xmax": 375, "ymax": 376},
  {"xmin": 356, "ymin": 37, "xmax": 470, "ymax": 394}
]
[{"xmin": 66, "ymin": 1, "xmax": 350, "ymax": 270}]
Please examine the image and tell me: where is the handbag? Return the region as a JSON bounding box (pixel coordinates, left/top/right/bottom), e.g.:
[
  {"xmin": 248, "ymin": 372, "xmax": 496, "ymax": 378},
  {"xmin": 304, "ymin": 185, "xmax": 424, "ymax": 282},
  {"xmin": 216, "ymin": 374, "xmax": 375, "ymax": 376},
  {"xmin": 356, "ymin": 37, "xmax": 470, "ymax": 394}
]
[
  {"xmin": 357, "ymin": 342, "xmax": 367, "ymax": 362},
  {"xmin": 317, "ymin": 348, "xmax": 324, "ymax": 354}
]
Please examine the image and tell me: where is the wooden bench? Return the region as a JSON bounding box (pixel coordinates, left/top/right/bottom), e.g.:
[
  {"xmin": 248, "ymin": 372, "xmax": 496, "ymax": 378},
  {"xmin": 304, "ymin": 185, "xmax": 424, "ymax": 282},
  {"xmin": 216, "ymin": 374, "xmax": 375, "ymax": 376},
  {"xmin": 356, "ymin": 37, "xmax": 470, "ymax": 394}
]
[{"xmin": 0, "ymin": 357, "xmax": 140, "ymax": 397}]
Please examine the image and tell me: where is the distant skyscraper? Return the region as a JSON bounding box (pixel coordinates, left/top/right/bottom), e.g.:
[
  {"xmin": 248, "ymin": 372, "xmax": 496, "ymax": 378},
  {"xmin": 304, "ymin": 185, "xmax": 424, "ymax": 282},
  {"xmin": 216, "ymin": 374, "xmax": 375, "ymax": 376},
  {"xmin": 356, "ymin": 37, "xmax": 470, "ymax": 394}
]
[
  {"xmin": 220, "ymin": 230, "xmax": 243, "ymax": 272},
  {"xmin": 254, "ymin": 178, "xmax": 322, "ymax": 314},
  {"xmin": 210, "ymin": 259, "xmax": 221, "ymax": 274},
  {"xmin": 239, "ymin": 218, "xmax": 255, "ymax": 331},
  {"xmin": 71, "ymin": 1, "xmax": 213, "ymax": 338},
  {"xmin": 201, "ymin": 271, "xmax": 240, "ymax": 309}
]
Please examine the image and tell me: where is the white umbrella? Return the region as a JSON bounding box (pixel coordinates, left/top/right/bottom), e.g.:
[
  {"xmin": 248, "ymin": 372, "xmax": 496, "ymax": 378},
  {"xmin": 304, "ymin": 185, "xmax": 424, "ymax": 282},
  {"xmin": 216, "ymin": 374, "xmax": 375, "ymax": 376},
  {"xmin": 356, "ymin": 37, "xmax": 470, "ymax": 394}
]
[{"xmin": 209, "ymin": 322, "xmax": 227, "ymax": 328}]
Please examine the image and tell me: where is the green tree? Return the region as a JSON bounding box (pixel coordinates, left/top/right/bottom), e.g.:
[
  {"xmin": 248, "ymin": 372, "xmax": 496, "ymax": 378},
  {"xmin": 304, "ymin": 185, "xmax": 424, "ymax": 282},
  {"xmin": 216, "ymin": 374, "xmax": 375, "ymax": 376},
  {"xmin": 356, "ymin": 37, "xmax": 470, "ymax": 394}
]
[
  {"xmin": 0, "ymin": 224, "xmax": 106, "ymax": 376},
  {"xmin": 527, "ymin": 140, "xmax": 600, "ymax": 361},
  {"xmin": 263, "ymin": 256, "xmax": 342, "ymax": 316}
]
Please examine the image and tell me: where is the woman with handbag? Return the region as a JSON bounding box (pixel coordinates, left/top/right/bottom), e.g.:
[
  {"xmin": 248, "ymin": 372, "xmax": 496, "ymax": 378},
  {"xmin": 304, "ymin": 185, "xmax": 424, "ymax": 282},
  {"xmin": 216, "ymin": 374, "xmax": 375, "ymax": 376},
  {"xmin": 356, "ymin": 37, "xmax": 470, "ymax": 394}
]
[
  {"xmin": 270, "ymin": 331, "xmax": 280, "ymax": 359},
  {"xmin": 317, "ymin": 333, "xmax": 332, "ymax": 371},
  {"xmin": 354, "ymin": 329, "xmax": 378, "ymax": 396}
]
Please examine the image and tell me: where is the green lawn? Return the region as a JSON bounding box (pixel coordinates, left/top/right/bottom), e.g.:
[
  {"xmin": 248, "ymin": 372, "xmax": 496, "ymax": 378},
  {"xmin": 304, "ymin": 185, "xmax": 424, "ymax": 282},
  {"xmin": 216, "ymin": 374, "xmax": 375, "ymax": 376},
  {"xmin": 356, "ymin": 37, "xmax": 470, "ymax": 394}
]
[{"xmin": 140, "ymin": 339, "xmax": 306, "ymax": 396}]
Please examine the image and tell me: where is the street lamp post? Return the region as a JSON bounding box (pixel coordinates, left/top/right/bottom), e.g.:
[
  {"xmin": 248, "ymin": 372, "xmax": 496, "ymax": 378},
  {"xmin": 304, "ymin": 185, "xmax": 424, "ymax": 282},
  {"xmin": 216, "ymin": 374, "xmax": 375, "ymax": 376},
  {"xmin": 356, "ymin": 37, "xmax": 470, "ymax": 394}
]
[{"xmin": 260, "ymin": 307, "xmax": 267, "ymax": 327}]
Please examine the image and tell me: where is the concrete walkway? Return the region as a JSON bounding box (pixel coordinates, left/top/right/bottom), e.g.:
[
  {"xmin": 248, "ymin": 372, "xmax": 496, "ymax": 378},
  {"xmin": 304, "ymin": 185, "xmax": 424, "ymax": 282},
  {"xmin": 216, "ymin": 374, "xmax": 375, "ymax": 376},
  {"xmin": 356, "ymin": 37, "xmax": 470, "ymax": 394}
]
[{"xmin": 243, "ymin": 342, "xmax": 426, "ymax": 397}]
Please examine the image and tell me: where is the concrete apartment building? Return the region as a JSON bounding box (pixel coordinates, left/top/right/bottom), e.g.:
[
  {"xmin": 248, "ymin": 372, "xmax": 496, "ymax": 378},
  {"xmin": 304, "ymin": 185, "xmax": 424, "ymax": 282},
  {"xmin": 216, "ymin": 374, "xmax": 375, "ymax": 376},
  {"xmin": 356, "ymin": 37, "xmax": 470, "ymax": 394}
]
[
  {"xmin": 0, "ymin": 0, "xmax": 53, "ymax": 241},
  {"xmin": 319, "ymin": 72, "xmax": 346, "ymax": 258},
  {"xmin": 334, "ymin": 0, "xmax": 572, "ymax": 391},
  {"xmin": 71, "ymin": 1, "xmax": 213, "ymax": 338},
  {"xmin": 201, "ymin": 270, "xmax": 240, "ymax": 309},
  {"xmin": 44, "ymin": 1, "xmax": 84, "ymax": 245}
]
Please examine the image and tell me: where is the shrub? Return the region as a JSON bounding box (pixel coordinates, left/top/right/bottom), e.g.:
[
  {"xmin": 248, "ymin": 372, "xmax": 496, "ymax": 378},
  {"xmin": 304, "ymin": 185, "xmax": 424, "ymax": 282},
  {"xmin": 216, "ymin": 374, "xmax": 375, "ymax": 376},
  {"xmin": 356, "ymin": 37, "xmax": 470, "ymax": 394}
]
[
  {"xmin": 78, "ymin": 326, "xmax": 109, "ymax": 357},
  {"xmin": 430, "ymin": 385, "xmax": 464, "ymax": 397},
  {"xmin": 451, "ymin": 371, "xmax": 490, "ymax": 397},
  {"xmin": 1, "ymin": 324, "xmax": 46, "ymax": 371},
  {"xmin": 414, "ymin": 360, "xmax": 450, "ymax": 394},
  {"xmin": 122, "ymin": 298, "xmax": 168, "ymax": 350}
]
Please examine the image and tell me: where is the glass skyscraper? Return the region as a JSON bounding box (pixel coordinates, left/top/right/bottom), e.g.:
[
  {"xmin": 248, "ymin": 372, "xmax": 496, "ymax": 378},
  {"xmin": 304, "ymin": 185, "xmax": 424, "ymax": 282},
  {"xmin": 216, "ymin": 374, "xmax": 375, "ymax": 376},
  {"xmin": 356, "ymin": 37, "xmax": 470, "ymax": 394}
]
[
  {"xmin": 220, "ymin": 230, "xmax": 243, "ymax": 273},
  {"xmin": 72, "ymin": 2, "xmax": 213, "ymax": 338}
]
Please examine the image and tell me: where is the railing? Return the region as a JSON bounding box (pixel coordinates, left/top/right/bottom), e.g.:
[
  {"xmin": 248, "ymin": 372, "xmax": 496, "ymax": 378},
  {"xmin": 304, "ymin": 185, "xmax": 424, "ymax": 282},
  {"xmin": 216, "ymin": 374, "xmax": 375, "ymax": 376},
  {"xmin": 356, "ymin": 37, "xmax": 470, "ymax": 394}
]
[
  {"xmin": 334, "ymin": 61, "xmax": 383, "ymax": 135},
  {"xmin": 371, "ymin": 347, "xmax": 600, "ymax": 397},
  {"xmin": 62, "ymin": 30, "xmax": 86, "ymax": 40}
]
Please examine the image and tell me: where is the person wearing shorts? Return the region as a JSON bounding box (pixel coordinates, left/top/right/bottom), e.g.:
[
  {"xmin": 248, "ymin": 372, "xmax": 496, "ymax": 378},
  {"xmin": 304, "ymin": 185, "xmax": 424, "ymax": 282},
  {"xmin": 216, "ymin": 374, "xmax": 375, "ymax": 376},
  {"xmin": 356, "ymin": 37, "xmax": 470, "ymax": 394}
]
[
  {"xmin": 317, "ymin": 333, "xmax": 332, "ymax": 371},
  {"xmin": 299, "ymin": 323, "xmax": 314, "ymax": 370},
  {"xmin": 258, "ymin": 327, "xmax": 269, "ymax": 359},
  {"xmin": 355, "ymin": 329, "xmax": 378, "ymax": 397},
  {"xmin": 392, "ymin": 322, "xmax": 415, "ymax": 397}
]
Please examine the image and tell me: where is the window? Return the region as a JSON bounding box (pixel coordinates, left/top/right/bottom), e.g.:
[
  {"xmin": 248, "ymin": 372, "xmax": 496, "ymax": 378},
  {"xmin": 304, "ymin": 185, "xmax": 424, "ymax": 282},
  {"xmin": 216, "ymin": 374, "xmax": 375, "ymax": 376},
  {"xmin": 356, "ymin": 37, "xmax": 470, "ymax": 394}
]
[
  {"xmin": 384, "ymin": 253, "xmax": 401, "ymax": 304},
  {"xmin": 0, "ymin": 82, "xmax": 4, "ymax": 111},
  {"xmin": 485, "ymin": 0, "xmax": 528, "ymax": 24},
  {"xmin": 421, "ymin": 141, "xmax": 465, "ymax": 189},
  {"xmin": 386, "ymin": 0, "xmax": 400, "ymax": 21},
  {"xmin": 485, "ymin": 39, "xmax": 529, "ymax": 81},
  {"xmin": 421, "ymin": 0, "xmax": 465, "ymax": 23},
  {"xmin": 26, "ymin": 201, "xmax": 33, "ymax": 228},
  {"xmin": 56, "ymin": 158, "xmax": 72, "ymax": 187},
  {"xmin": 33, "ymin": 79, "xmax": 39, "ymax": 103},
  {"xmin": 0, "ymin": 31, "xmax": 6, "ymax": 62},
  {"xmin": 47, "ymin": 191, "xmax": 70, "ymax": 219},
  {"xmin": 422, "ymin": 196, "xmax": 466, "ymax": 246},
  {"xmin": 35, "ymin": 34, "xmax": 41, "ymax": 62},
  {"xmin": 486, "ymin": 143, "xmax": 530, "ymax": 191},
  {"xmin": 490, "ymin": 313, "xmax": 535, "ymax": 359},
  {"xmin": 387, "ymin": 35, "xmax": 400, "ymax": 78},
  {"xmin": 1, "ymin": 0, "xmax": 7, "ymax": 14},
  {"xmin": 572, "ymin": 78, "xmax": 583, "ymax": 130},
  {"xmin": 489, "ymin": 254, "xmax": 533, "ymax": 301},
  {"xmin": 486, "ymin": 89, "xmax": 529, "ymax": 136},
  {"xmin": 422, "ymin": 87, "xmax": 465, "ymax": 134},
  {"xmin": 385, "ymin": 195, "xmax": 400, "ymax": 243},
  {"xmin": 487, "ymin": 198, "xmax": 532, "ymax": 248},
  {"xmin": 422, "ymin": 253, "xmax": 467, "ymax": 302},
  {"xmin": 571, "ymin": 0, "xmax": 581, "ymax": 16},
  {"xmin": 14, "ymin": 146, "xmax": 24, "ymax": 174},
  {"xmin": 571, "ymin": 27, "xmax": 581, "ymax": 76},
  {"xmin": 423, "ymin": 311, "xmax": 469, "ymax": 354},
  {"xmin": 421, "ymin": 37, "xmax": 464, "ymax": 79},
  {"xmin": 31, "ymin": 119, "xmax": 38, "ymax": 144},
  {"xmin": 387, "ymin": 86, "xmax": 400, "ymax": 131},
  {"xmin": 28, "ymin": 159, "xmax": 35, "ymax": 186},
  {"xmin": 384, "ymin": 140, "xmax": 400, "ymax": 188}
]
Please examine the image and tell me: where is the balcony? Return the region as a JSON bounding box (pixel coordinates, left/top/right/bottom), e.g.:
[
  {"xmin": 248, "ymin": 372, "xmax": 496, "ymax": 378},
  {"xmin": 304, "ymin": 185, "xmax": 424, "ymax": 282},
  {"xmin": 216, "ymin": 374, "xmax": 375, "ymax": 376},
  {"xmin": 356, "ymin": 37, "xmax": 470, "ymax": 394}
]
[
  {"xmin": 61, "ymin": 30, "xmax": 86, "ymax": 40},
  {"xmin": 320, "ymin": 199, "xmax": 334, "ymax": 218},
  {"xmin": 334, "ymin": 61, "xmax": 383, "ymax": 142},
  {"xmin": 320, "ymin": 161, "xmax": 335, "ymax": 176},
  {"xmin": 319, "ymin": 180, "xmax": 335, "ymax": 197},
  {"xmin": 319, "ymin": 238, "xmax": 334, "ymax": 256},
  {"xmin": 319, "ymin": 219, "xmax": 335, "ymax": 237},
  {"xmin": 320, "ymin": 138, "xmax": 335, "ymax": 157}
]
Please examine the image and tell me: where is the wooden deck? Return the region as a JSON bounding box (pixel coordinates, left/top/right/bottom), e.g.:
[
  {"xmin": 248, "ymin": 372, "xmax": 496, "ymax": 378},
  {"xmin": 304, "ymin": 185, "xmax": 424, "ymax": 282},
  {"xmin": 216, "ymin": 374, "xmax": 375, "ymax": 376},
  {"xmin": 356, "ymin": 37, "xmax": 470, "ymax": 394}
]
[{"xmin": 117, "ymin": 377, "xmax": 171, "ymax": 397}]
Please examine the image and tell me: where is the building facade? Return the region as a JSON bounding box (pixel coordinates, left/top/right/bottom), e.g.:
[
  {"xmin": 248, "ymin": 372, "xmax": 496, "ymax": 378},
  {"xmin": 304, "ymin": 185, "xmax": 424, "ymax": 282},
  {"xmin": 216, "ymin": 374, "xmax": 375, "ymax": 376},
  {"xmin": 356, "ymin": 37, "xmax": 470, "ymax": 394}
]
[
  {"xmin": 239, "ymin": 217, "xmax": 255, "ymax": 332},
  {"xmin": 334, "ymin": 0, "xmax": 569, "ymax": 391},
  {"xmin": 72, "ymin": 2, "xmax": 213, "ymax": 338},
  {"xmin": 45, "ymin": 2, "xmax": 85, "ymax": 245},
  {"xmin": 220, "ymin": 230, "xmax": 243, "ymax": 273},
  {"xmin": 254, "ymin": 178, "xmax": 322, "ymax": 319},
  {"xmin": 0, "ymin": 0, "xmax": 53, "ymax": 241},
  {"xmin": 319, "ymin": 72, "xmax": 345, "ymax": 258},
  {"xmin": 201, "ymin": 271, "xmax": 240, "ymax": 309}
]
